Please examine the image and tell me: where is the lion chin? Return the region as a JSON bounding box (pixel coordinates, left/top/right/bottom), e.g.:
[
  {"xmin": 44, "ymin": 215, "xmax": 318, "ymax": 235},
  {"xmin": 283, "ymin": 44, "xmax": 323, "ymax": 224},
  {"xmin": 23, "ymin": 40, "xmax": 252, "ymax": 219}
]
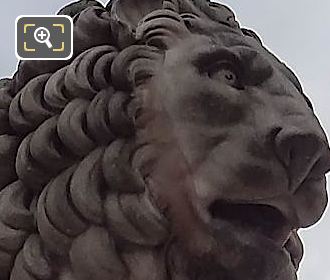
[{"xmin": 164, "ymin": 208, "xmax": 298, "ymax": 280}]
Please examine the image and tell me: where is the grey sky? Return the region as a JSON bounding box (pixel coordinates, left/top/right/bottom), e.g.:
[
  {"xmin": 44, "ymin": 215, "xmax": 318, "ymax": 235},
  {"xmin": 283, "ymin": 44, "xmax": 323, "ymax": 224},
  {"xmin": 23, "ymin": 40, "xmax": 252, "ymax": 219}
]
[{"xmin": 0, "ymin": 1, "xmax": 329, "ymax": 279}]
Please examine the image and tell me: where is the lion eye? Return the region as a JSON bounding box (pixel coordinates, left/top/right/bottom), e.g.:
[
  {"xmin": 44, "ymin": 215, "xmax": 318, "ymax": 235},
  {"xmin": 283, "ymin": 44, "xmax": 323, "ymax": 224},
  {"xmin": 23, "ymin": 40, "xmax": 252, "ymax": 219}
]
[
  {"xmin": 208, "ymin": 63, "xmax": 240, "ymax": 87},
  {"xmin": 212, "ymin": 69, "xmax": 237, "ymax": 85}
]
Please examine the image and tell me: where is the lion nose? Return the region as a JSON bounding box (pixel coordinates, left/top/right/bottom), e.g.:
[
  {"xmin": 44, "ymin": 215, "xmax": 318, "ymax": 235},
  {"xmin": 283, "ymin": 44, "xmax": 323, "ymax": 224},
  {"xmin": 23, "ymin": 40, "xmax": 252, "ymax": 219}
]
[{"xmin": 274, "ymin": 128, "xmax": 330, "ymax": 192}]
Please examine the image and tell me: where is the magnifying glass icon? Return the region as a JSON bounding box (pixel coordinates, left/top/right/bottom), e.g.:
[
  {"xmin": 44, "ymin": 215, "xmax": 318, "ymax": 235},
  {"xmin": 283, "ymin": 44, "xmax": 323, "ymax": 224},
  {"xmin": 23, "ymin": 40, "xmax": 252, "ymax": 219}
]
[{"xmin": 34, "ymin": 27, "xmax": 53, "ymax": 49}]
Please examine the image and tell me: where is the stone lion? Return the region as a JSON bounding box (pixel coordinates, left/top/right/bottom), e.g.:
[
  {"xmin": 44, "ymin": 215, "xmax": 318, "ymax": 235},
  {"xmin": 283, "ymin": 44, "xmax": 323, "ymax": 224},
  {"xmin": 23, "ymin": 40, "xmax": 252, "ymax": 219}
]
[{"xmin": 0, "ymin": 0, "xmax": 329, "ymax": 279}]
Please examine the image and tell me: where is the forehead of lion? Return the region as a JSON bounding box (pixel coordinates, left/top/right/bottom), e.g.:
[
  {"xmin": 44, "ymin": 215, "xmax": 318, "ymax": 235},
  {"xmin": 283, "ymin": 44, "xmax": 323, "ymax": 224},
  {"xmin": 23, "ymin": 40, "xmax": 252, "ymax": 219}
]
[{"xmin": 108, "ymin": 0, "xmax": 312, "ymax": 112}]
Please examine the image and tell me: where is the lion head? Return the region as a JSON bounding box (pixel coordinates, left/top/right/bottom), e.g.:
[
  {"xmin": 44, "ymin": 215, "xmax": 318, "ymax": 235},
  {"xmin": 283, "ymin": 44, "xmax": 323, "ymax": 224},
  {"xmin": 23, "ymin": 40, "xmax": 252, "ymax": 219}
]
[{"xmin": 0, "ymin": 1, "xmax": 329, "ymax": 280}]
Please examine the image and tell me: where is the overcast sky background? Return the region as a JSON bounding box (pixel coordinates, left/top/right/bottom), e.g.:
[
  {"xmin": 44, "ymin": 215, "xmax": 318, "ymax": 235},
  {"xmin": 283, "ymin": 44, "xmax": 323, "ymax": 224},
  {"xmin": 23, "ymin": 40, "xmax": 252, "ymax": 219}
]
[{"xmin": 0, "ymin": 1, "xmax": 329, "ymax": 279}]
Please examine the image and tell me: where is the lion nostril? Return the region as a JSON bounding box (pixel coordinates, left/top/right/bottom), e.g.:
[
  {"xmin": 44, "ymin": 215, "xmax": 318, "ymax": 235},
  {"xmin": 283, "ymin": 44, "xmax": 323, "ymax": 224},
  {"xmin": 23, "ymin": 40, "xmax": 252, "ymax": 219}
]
[{"xmin": 274, "ymin": 130, "xmax": 330, "ymax": 192}]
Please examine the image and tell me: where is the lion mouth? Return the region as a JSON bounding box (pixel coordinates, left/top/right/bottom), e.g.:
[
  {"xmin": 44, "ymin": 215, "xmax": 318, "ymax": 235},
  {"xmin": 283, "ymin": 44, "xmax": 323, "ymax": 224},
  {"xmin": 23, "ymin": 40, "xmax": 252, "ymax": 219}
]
[{"xmin": 209, "ymin": 200, "xmax": 299, "ymax": 267}]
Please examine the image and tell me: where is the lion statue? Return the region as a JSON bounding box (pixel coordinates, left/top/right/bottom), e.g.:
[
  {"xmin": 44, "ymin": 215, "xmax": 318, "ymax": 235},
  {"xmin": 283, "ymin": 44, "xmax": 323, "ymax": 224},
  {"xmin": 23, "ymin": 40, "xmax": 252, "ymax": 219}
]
[{"xmin": 0, "ymin": 0, "xmax": 329, "ymax": 279}]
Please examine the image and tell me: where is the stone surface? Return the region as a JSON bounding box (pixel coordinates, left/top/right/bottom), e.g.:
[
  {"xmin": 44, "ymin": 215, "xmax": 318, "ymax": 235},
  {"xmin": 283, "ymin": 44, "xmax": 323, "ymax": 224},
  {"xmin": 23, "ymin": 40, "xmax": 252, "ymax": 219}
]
[{"xmin": 0, "ymin": 0, "xmax": 329, "ymax": 279}]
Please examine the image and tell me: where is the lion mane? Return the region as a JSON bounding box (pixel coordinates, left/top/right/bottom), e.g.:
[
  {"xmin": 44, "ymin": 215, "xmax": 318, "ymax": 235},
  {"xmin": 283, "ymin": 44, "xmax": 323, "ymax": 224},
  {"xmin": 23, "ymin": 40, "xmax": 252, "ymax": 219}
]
[{"xmin": 0, "ymin": 0, "xmax": 316, "ymax": 279}]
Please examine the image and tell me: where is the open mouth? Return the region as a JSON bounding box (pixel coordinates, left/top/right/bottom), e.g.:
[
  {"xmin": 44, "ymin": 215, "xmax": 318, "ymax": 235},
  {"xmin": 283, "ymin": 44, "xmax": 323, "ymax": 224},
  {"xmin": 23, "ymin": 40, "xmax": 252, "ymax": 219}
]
[{"xmin": 208, "ymin": 200, "xmax": 300, "ymax": 268}]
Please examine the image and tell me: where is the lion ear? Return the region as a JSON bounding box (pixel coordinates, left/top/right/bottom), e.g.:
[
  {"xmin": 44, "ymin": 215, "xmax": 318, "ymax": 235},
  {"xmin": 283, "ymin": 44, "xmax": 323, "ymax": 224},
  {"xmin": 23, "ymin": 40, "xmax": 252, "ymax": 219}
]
[
  {"xmin": 108, "ymin": 0, "xmax": 163, "ymax": 48},
  {"xmin": 109, "ymin": 0, "xmax": 163, "ymax": 31},
  {"xmin": 57, "ymin": 0, "xmax": 103, "ymax": 17}
]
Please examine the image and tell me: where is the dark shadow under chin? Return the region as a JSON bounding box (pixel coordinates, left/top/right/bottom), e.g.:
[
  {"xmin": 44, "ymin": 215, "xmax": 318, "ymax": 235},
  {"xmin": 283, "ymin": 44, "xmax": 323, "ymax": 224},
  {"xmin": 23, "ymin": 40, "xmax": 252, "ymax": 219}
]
[{"xmin": 165, "ymin": 223, "xmax": 297, "ymax": 280}]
